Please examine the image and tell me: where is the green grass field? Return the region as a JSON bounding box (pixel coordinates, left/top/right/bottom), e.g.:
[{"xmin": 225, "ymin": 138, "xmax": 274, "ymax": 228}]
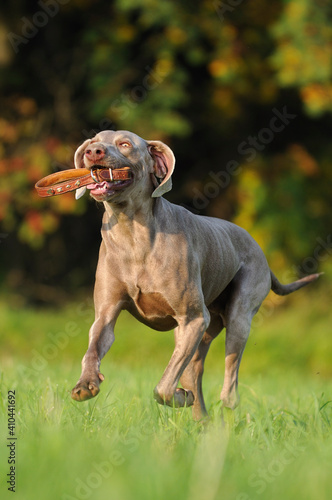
[{"xmin": 0, "ymin": 279, "xmax": 331, "ymax": 500}]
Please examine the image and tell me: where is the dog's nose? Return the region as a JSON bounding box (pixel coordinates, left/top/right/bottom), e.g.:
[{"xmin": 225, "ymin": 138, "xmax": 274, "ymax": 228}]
[{"xmin": 85, "ymin": 144, "xmax": 105, "ymax": 163}]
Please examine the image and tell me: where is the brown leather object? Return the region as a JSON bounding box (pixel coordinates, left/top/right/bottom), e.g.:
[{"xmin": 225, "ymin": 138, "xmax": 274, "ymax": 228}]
[{"xmin": 35, "ymin": 167, "xmax": 132, "ymax": 197}]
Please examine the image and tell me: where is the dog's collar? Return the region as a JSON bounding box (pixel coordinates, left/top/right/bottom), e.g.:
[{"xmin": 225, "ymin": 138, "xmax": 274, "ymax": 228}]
[{"xmin": 35, "ymin": 167, "xmax": 132, "ymax": 197}]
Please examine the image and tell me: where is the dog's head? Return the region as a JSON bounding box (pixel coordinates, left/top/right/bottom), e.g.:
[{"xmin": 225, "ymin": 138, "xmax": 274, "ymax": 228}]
[{"xmin": 74, "ymin": 130, "xmax": 175, "ymax": 202}]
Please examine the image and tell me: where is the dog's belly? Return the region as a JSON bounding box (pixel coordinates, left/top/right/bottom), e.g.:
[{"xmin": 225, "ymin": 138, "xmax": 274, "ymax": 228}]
[{"xmin": 126, "ymin": 291, "xmax": 177, "ymax": 331}]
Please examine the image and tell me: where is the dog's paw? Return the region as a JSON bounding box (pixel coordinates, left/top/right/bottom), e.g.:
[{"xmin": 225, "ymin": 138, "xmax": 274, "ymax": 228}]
[
  {"xmin": 174, "ymin": 387, "xmax": 194, "ymax": 407},
  {"xmin": 71, "ymin": 373, "xmax": 104, "ymax": 402},
  {"xmin": 153, "ymin": 386, "xmax": 194, "ymax": 407}
]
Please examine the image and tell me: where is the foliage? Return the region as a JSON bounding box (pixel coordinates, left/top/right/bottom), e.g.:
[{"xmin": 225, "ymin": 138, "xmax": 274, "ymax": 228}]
[
  {"xmin": 271, "ymin": 0, "xmax": 332, "ymax": 116},
  {"xmin": 0, "ymin": 0, "xmax": 331, "ymax": 297}
]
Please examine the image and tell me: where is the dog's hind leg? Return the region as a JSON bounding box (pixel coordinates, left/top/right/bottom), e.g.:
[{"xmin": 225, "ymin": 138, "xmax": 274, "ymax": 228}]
[
  {"xmin": 220, "ymin": 313, "xmax": 251, "ymax": 410},
  {"xmin": 220, "ymin": 268, "xmax": 270, "ymax": 410}
]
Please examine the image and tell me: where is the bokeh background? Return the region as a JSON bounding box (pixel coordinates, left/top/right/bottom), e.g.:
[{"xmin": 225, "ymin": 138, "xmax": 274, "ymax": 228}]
[
  {"xmin": 0, "ymin": 3, "xmax": 332, "ymax": 500},
  {"xmin": 1, "ymin": 0, "xmax": 331, "ymax": 306}
]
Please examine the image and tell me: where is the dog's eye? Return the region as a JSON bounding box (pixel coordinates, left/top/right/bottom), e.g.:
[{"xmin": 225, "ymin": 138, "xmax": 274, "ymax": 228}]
[{"xmin": 119, "ymin": 142, "xmax": 132, "ymax": 148}]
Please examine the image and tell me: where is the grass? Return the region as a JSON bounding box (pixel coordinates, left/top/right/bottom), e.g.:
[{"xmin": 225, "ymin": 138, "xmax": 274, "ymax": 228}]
[{"xmin": 0, "ymin": 279, "xmax": 332, "ymax": 500}]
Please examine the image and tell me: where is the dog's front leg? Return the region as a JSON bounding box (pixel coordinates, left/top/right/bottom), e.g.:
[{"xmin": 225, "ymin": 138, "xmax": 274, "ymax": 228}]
[
  {"xmin": 153, "ymin": 310, "xmax": 210, "ymax": 408},
  {"xmin": 71, "ymin": 310, "xmax": 118, "ymax": 401},
  {"xmin": 71, "ymin": 246, "xmax": 125, "ymax": 402}
]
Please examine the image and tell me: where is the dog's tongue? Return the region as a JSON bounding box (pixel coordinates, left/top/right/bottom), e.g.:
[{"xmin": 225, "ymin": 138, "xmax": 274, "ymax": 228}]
[{"xmin": 87, "ymin": 181, "xmax": 109, "ymax": 190}]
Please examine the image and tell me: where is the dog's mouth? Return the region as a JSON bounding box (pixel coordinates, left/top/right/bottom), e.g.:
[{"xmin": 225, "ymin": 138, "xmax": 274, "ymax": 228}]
[{"xmin": 86, "ymin": 166, "xmax": 133, "ymax": 200}]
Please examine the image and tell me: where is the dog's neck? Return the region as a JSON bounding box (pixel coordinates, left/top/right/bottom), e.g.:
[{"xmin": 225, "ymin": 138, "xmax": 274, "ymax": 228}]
[
  {"xmin": 101, "ymin": 197, "xmax": 157, "ymax": 252},
  {"xmin": 103, "ymin": 194, "xmax": 155, "ymax": 221}
]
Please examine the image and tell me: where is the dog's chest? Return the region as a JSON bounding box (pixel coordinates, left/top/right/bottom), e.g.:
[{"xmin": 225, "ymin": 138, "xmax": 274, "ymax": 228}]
[
  {"xmin": 133, "ymin": 289, "xmax": 175, "ymax": 317},
  {"xmin": 125, "ymin": 275, "xmax": 177, "ymax": 330}
]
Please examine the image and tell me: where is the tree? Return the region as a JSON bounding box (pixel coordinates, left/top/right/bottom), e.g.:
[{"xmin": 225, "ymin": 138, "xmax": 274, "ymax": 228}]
[{"xmin": 0, "ymin": 0, "xmax": 331, "ymax": 302}]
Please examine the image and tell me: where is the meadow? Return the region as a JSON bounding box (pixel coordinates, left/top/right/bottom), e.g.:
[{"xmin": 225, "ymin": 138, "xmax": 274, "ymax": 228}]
[{"xmin": 0, "ymin": 278, "xmax": 331, "ymax": 500}]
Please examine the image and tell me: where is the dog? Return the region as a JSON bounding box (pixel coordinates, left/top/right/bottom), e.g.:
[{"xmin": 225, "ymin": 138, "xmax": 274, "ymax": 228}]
[{"xmin": 70, "ymin": 130, "xmax": 319, "ymax": 420}]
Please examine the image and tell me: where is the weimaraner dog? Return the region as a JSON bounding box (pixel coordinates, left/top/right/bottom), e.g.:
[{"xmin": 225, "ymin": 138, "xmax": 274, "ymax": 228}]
[{"xmin": 71, "ymin": 130, "xmax": 319, "ymax": 419}]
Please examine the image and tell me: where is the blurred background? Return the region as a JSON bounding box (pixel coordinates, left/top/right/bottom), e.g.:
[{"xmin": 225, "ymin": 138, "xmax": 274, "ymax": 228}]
[
  {"xmin": 0, "ymin": 6, "xmax": 331, "ymax": 499},
  {"xmin": 0, "ymin": 0, "xmax": 331, "ymax": 306}
]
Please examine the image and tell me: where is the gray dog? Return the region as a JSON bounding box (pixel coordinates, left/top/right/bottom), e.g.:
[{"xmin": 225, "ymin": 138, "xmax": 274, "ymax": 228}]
[{"xmin": 71, "ymin": 130, "xmax": 319, "ymax": 420}]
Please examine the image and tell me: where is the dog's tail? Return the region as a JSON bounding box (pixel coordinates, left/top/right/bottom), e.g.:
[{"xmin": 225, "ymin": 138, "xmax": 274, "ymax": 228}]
[{"xmin": 270, "ymin": 270, "xmax": 322, "ymax": 296}]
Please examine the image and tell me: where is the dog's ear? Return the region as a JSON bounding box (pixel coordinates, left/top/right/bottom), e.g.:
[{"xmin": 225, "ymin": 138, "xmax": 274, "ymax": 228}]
[
  {"xmin": 147, "ymin": 140, "xmax": 175, "ymax": 198},
  {"xmin": 74, "ymin": 139, "xmax": 90, "ymax": 200}
]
